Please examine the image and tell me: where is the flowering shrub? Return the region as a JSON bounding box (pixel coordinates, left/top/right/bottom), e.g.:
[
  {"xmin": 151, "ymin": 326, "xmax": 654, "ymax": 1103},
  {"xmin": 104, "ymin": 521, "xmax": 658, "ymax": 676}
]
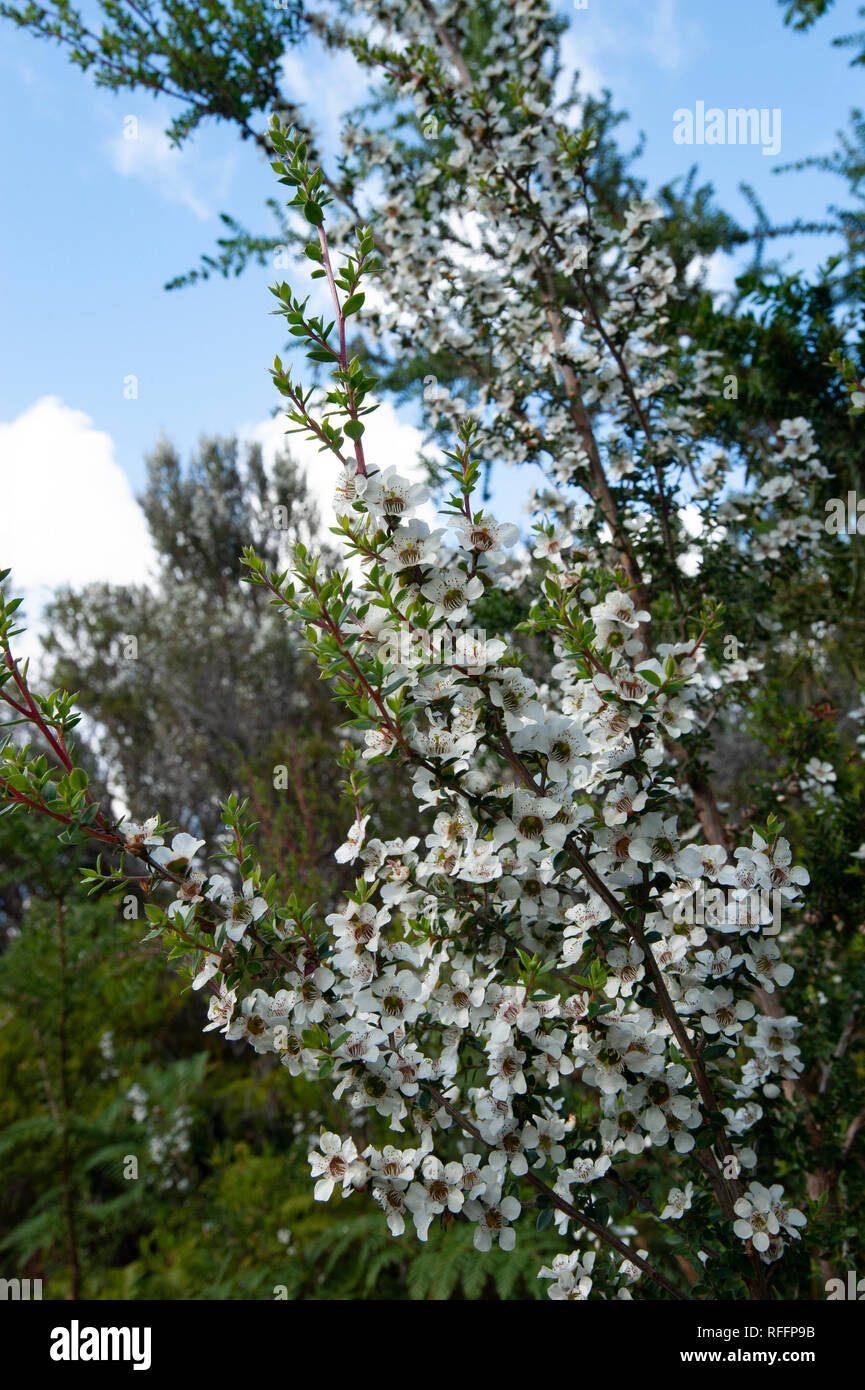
[{"xmin": 2, "ymin": 1, "xmax": 863, "ymax": 1302}]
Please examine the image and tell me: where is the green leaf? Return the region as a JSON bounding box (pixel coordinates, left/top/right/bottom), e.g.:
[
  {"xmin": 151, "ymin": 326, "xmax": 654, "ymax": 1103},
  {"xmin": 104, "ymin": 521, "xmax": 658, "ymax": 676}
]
[{"xmin": 343, "ymin": 292, "xmax": 365, "ymax": 316}]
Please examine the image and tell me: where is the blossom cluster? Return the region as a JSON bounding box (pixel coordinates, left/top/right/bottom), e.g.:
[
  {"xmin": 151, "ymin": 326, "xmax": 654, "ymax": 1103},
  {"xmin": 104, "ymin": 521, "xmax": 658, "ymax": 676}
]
[{"xmin": 109, "ymin": 396, "xmax": 809, "ymax": 1293}]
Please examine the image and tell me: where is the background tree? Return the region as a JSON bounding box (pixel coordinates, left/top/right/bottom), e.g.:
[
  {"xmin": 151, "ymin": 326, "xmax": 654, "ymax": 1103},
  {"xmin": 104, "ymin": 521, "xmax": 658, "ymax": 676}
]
[
  {"xmin": 0, "ymin": 0, "xmax": 306, "ymax": 145},
  {"xmin": 779, "ymin": 0, "xmax": 865, "ymax": 66},
  {"xmin": 41, "ymin": 436, "xmax": 354, "ymax": 901}
]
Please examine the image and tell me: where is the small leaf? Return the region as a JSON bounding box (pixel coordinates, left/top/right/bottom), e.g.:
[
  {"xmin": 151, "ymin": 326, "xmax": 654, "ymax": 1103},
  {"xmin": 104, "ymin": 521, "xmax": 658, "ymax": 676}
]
[{"xmin": 343, "ymin": 292, "xmax": 365, "ymax": 316}]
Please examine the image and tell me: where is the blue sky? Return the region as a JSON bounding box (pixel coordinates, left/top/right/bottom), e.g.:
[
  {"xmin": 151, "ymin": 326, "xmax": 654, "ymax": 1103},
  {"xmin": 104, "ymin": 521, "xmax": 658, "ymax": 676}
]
[{"xmin": 1, "ymin": 0, "xmax": 863, "ymax": 626}]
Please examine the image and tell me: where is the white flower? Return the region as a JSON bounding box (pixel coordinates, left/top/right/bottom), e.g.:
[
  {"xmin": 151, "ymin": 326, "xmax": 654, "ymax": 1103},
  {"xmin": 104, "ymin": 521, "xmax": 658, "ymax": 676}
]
[
  {"xmin": 697, "ymin": 986, "xmax": 755, "ymax": 1037},
  {"xmin": 226, "ymin": 990, "xmax": 276, "ymax": 1051},
  {"xmin": 120, "ymin": 816, "xmax": 163, "ymax": 854},
  {"xmin": 457, "ymin": 842, "xmax": 503, "ymax": 883},
  {"xmin": 603, "ymin": 776, "xmax": 649, "ymax": 826},
  {"xmin": 760, "ymin": 475, "xmax": 793, "ymax": 501},
  {"xmin": 604, "ymin": 944, "xmax": 645, "ymax": 999},
  {"xmin": 563, "ymin": 895, "xmax": 612, "ymax": 960},
  {"xmin": 384, "ymin": 519, "xmax": 443, "ymax": 571},
  {"xmin": 513, "ymin": 716, "xmax": 590, "ymax": 784},
  {"xmin": 493, "ymin": 788, "xmax": 568, "ymax": 852},
  {"xmin": 764, "ymin": 1183, "xmax": 807, "ymax": 1239},
  {"xmin": 335, "ymin": 815, "xmax": 370, "ymax": 864},
  {"xmin": 203, "ymin": 983, "xmax": 236, "ymax": 1034},
  {"xmin": 700, "ymin": 844, "xmax": 729, "ymax": 879},
  {"xmin": 488, "ymin": 669, "xmax": 542, "ymax": 730},
  {"xmin": 718, "ymin": 847, "xmax": 763, "ymax": 893},
  {"xmin": 694, "ymin": 942, "xmax": 742, "ymax": 981},
  {"xmin": 733, "ymin": 1183, "xmax": 781, "ymax": 1252},
  {"xmin": 626, "ymin": 813, "xmax": 703, "ymax": 877},
  {"xmin": 538, "ymin": 1252, "xmax": 594, "ymax": 1300},
  {"xmin": 660, "ymin": 1182, "xmax": 693, "ymax": 1220},
  {"xmin": 207, "ymin": 875, "xmax": 268, "ymax": 943},
  {"xmin": 453, "ymin": 513, "xmax": 518, "ymax": 558},
  {"xmin": 563, "ymin": 1155, "xmax": 611, "ymax": 1184},
  {"xmin": 749, "ymin": 833, "xmax": 809, "ymax": 897},
  {"xmin": 803, "ymin": 757, "xmax": 836, "ymax": 785},
  {"xmin": 371, "ymin": 1182, "xmax": 409, "ymax": 1236},
  {"xmin": 150, "ymin": 831, "xmax": 205, "ymax": 868},
  {"xmin": 309, "ymin": 1133, "xmax": 363, "ymax": 1201},
  {"xmin": 433, "ymin": 969, "xmax": 485, "ymax": 1027},
  {"xmin": 405, "ymin": 1156, "xmax": 465, "ymax": 1239},
  {"xmin": 743, "ymin": 938, "xmax": 794, "ymax": 992},
  {"xmin": 532, "ymin": 527, "xmax": 573, "ymax": 567},
  {"xmin": 333, "ymin": 466, "xmax": 368, "ymax": 511},
  {"xmin": 487, "ymin": 1042, "xmax": 528, "ymax": 1100},
  {"xmin": 488, "ymin": 985, "xmax": 540, "ymax": 1042},
  {"xmin": 192, "ymin": 952, "xmax": 222, "ymax": 991},
  {"xmin": 421, "ymin": 567, "xmax": 484, "ymax": 621},
  {"xmin": 355, "ymin": 967, "xmax": 425, "ymax": 1033},
  {"xmin": 465, "ymin": 1193, "xmax": 521, "ymax": 1251},
  {"xmin": 450, "ymin": 630, "xmax": 507, "ymax": 674},
  {"xmin": 364, "ymin": 465, "xmax": 428, "ymax": 519},
  {"xmin": 590, "ymin": 590, "xmax": 650, "ymax": 648}
]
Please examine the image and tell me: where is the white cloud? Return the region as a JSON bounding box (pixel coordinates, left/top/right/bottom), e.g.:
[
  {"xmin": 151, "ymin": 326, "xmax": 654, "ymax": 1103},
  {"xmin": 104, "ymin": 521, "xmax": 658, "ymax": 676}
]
[
  {"xmin": 279, "ymin": 43, "xmax": 371, "ymax": 153},
  {"xmin": 0, "ymin": 398, "xmax": 155, "ymax": 655},
  {"xmin": 105, "ymin": 117, "xmax": 234, "ymax": 220},
  {"xmin": 557, "ymin": 22, "xmax": 611, "ymax": 101},
  {"xmin": 644, "ymin": 0, "xmax": 703, "ymax": 74},
  {"xmin": 558, "ymin": 0, "xmax": 703, "ymax": 103},
  {"xmin": 685, "ymin": 248, "xmax": 741, "ymax": 297}
]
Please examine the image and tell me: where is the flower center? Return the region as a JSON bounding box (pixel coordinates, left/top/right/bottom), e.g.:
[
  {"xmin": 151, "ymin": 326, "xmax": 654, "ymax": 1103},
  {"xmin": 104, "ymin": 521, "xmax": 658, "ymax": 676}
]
[{"xmin": 518, "ymin": 814, "xmax": 544, "ymax": 839}]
